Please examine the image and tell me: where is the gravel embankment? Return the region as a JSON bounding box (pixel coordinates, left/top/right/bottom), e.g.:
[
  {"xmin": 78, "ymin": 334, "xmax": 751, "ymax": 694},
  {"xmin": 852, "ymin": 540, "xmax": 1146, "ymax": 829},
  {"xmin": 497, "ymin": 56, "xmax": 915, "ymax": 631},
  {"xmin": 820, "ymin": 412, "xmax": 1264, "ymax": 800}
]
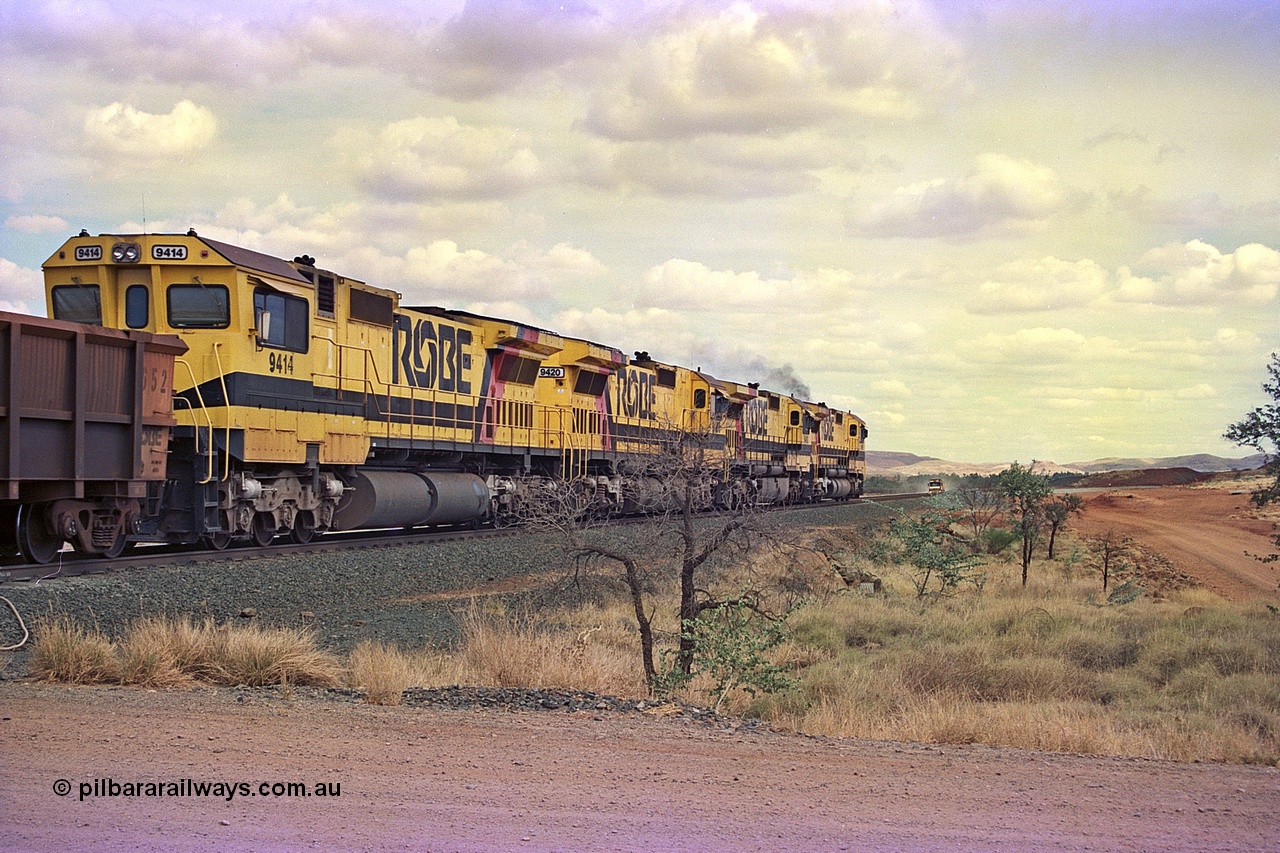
[
  {"xmin": 0, "ymin": 500, "xmax": 891, "ymax": 678},
  {"xmin": 245, "ymin": 683, "xmax": 760, "ymax": 725}
]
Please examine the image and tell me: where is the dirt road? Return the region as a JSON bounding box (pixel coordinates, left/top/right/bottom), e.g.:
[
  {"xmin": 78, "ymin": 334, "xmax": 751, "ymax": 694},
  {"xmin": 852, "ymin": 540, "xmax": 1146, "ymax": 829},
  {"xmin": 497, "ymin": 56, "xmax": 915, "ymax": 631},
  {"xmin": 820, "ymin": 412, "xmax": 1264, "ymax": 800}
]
[
  {"xmin": 2, "ymin": 684, "xmax": 1277, "ymax": 852},
  {"xmin": 1072, "ymin": 485, "xmax": 1280, "ymax": 602}
]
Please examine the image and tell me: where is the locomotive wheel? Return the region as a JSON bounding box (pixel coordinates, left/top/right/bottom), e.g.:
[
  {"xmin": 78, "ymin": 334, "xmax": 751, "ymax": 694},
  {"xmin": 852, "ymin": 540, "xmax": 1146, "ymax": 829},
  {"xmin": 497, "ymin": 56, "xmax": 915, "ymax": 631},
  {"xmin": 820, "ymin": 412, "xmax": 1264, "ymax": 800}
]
[
  {"xmin": 289, "ymin": 512, "xmax": 316, "ymax": 545},
  {"xmin": 250, "ymin": 513, "xmax": 276, "ymax": 548},
  {"xmin": 16, "ymin": 505, "xmax": 62, "ymax": 565}
]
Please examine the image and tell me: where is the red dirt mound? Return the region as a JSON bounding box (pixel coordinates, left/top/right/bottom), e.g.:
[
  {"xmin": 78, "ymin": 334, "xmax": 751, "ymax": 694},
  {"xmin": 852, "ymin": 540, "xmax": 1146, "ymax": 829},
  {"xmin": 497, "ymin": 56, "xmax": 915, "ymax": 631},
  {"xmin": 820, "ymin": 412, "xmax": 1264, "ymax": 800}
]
[{"xmin": 1074, "ymin": 485, "xmax": 1280, "ymax": 602}]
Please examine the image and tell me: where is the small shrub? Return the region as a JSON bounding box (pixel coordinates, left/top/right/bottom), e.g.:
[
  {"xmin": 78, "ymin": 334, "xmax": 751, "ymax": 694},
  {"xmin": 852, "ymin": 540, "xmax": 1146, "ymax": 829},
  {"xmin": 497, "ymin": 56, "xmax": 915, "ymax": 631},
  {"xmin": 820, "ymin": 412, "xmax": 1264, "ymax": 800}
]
[
  {"xmin": 980, "ymin": 527, "xmax": 1020, "ymax": 555},
  {"xmin": 1106, "ymin": 580, "xmax": 1144, "ymax": 605},
  {"xmin": 669, "ymin": 598, "xmax": 796, "ymax": 713},
  {"xmin": 888, "ymin": 509, "xmax": 986, "ymax": 600}
]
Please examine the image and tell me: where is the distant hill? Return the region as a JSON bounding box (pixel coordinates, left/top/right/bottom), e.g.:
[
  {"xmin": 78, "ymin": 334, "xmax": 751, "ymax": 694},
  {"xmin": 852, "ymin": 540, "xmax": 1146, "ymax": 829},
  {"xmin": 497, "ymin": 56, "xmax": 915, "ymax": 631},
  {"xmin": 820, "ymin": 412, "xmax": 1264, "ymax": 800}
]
[
  {"xmin": 867, "ymin": 451, "xmax": 1265, "ymax": 478},
  {"xmin": 1070, "ymin": 453, "xmax": 1266, "ymax": 473},
  {"xmin": 864, "ymin": 451, "xmax": 944, "ymax": 469}
]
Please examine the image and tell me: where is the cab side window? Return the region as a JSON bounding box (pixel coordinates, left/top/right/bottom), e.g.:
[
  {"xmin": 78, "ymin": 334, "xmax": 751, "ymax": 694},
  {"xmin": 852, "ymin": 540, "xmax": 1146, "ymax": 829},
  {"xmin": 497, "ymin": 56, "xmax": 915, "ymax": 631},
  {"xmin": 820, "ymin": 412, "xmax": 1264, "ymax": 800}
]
[
  {"xmin": 168, "ymin": 284, "xmax": 230, "ymax": 328},
  {"xmin": 253, "ymin": 288, "xmax": 309, "ymax": 352},
  {"xmin": 52, "ymin": 285, "xmax": 103, "ymax": 325}
]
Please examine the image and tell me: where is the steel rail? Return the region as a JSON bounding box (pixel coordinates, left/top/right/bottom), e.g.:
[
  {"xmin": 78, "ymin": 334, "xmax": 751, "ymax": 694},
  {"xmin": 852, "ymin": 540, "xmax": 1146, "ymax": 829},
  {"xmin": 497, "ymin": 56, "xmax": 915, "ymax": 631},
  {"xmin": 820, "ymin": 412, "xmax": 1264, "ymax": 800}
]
[{"xmin": 0, "ymin": 493, "xmax": 929, "ymax": 584}]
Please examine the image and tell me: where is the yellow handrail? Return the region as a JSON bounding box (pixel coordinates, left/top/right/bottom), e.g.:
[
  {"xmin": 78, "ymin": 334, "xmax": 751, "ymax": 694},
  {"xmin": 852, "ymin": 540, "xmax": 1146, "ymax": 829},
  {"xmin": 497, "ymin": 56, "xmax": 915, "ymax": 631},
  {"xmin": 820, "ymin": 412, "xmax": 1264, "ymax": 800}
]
[
  {"xmin": 173, "ymin": 358, "xmax": 215, "ymax": 485},
  {"xmin": 211, "ymin": 342, "xmax": 232, "ymax": 481}
]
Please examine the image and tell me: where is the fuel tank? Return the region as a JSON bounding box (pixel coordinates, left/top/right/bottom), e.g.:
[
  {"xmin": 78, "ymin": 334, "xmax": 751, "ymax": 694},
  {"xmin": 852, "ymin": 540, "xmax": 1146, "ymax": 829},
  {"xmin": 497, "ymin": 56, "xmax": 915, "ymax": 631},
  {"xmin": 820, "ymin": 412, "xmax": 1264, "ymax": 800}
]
[{"xmin": 333, "ymin": 471, "xmax": 490, "ymax": 530}]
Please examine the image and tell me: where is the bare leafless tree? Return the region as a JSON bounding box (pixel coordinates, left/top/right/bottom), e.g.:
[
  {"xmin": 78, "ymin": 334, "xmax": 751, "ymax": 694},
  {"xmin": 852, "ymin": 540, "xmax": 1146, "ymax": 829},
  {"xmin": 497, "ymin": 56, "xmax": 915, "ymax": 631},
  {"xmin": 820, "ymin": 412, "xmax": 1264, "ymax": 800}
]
[
  {"xmin": 951, "ymin": 485, "xmax": 1005, "ymax": 549},
  {"xmin": 1086, "ymin": 530, "xmax": 1132, "ymax": 592},
  {"xmin": 1043, "ymin": 493, "xmax": 1086, "ymax": 559}
]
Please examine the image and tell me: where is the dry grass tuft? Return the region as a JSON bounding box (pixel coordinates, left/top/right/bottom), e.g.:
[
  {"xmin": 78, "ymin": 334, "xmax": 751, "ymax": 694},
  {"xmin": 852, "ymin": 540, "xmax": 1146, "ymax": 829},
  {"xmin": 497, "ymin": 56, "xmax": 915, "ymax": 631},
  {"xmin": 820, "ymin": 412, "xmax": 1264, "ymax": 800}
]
[
  {"xmin": 348, "ymin": 640, "xmax": 419, "ymax": 705},
  {"xmin": 452, "ymin": 603, "xmax": 647, "ymax": 696},
  {"xmin": 205, "ymin": 622, "xmax": 341, "ymax": 687},
  {"xmin": 33, "ymin": 616, "xmax": 341, "ymax": 688},
  {"xmin": 31, "ymin": 617, "xmax": 120, "ymax": 684},
  {"xmin": 118, "ymin": 617, "xmax": 198, "ymax": 687}
]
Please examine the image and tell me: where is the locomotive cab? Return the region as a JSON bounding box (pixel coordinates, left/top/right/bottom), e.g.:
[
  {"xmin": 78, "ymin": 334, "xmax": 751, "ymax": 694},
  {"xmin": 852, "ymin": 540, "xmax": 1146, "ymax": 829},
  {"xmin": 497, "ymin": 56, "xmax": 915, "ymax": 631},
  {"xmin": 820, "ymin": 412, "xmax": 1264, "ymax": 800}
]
[{"xmin": 43, "ymin": 232, "xmax": 376, "ymax": 548}]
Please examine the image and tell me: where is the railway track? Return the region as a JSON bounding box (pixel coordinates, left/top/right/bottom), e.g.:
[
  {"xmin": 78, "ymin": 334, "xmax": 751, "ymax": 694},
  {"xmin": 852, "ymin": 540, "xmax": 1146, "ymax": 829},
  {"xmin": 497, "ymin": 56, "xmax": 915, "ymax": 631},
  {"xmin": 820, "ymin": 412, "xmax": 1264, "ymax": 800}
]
[{"xmin": 0, "ymin": 493, "xmax": 928, "ymax": 585}]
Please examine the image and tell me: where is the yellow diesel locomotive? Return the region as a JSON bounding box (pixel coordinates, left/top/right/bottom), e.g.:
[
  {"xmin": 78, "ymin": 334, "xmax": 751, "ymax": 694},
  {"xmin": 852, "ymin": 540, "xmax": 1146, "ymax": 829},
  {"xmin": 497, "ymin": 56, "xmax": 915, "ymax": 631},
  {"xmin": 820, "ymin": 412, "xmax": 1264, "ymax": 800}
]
[{"xmin": 36, "ymin": 231, "xmax": 865, "ymax": 556}]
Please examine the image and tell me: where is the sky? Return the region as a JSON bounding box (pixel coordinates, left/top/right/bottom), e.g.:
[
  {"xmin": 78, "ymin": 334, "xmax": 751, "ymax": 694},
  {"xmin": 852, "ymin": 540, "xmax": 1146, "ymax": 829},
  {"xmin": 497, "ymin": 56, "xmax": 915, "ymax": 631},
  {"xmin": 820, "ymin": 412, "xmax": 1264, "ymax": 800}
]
[{"xmin": 1, "ymin": 0, "xmax": 1278, "ymax": 464}]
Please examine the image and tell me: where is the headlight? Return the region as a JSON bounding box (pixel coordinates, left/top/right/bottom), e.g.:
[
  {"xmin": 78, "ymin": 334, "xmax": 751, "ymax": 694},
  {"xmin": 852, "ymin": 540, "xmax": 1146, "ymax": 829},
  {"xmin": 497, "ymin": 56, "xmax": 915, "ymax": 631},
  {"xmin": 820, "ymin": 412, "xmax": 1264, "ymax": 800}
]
[{"xmin": 111, "ymin": 242, "xmax": 141, "ymax": 263}]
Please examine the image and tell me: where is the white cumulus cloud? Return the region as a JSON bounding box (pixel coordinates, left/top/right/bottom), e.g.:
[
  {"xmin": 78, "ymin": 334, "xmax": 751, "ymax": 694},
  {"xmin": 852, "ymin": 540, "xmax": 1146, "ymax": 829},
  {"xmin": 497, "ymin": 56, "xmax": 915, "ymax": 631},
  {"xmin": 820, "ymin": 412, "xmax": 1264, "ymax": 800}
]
[
  {"xmin": 348, "ymin": 116, "xmax": 541, "ymax": 202},
  {"xmin": 0, "ymin": 257, "xmax": 46, "ymax": 315},
  {"xmin": 1115, "ymin": 239, "xmax": 1280, "ymax": 306},
  {"xmin": 83, "ymin": 100, "xmax": 218, "ymax": 157},
  {"xmin": 346, "ymin": 239, "xmax": 608, "ymax": 305},
  {"xmin": 585, "ymin": 1, "xmax": 961, "ymax": 140},
  {"xmin": 967, "ymin": 256, "xmax": 1109, "ymax": 315},
  {"xmin": 853, "ymin": 153, "xmax": 1068, "ymax": 238},
  {"xmin": 5, "ymin": 214, "xmax": 69, "ymax": 234}
]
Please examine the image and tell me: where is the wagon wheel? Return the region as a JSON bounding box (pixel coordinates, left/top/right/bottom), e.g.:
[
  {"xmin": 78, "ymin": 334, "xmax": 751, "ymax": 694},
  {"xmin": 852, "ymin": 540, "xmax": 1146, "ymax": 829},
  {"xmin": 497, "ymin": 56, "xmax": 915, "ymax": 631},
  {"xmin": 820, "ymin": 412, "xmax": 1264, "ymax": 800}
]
[
  {"xmin": 16, "ymin": 504, "xmax": 63, "ymax": 565},
  {"xmin": 103, "ymin": 531, "xmax": 135, "ymax": 560},
  {"xmin": 250, "ymin": 513, "xmax": 277, "ymax": 547},
  {"xmin": 202, "ymin": 531, "xmax": 233, "ymax": 551},
  {"xmin": 289, "ymin": 512, "xmax": 316, "ymax": 545}
]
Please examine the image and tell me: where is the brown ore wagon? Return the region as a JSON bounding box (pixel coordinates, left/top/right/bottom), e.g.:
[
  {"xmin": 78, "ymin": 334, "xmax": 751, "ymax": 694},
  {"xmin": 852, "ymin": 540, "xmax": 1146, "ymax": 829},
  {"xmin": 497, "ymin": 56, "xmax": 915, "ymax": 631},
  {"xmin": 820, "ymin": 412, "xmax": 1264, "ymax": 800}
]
[{"xmin": 0, "ymin": 311, "xmax": 186, "ymax": 563}]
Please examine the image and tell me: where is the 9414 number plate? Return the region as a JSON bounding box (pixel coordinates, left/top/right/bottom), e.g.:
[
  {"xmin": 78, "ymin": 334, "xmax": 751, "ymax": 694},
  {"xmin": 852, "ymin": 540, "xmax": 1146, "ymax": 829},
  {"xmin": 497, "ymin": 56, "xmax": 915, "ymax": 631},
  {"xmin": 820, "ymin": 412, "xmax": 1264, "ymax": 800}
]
[{"xmin": 151, "ymin": 244, "xmax": 188, "ymax": 260}]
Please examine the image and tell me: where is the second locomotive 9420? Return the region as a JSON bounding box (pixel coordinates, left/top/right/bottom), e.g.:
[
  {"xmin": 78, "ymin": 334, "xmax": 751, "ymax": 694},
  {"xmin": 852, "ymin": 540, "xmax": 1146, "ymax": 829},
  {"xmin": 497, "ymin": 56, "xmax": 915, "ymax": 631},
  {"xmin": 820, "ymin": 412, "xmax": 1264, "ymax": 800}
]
[{"xmin": 7, "ymin": 230, "xmax": 865, "ymax": 562}]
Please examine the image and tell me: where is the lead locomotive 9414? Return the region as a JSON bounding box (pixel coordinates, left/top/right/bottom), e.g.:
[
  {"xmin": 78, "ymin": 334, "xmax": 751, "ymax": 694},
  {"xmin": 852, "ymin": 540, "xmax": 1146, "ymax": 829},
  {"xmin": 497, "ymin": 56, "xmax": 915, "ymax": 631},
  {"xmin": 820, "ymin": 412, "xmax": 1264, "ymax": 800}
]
[{"xmin": 1, "ymin": 231, "xmax": 865, "ymax": 564}]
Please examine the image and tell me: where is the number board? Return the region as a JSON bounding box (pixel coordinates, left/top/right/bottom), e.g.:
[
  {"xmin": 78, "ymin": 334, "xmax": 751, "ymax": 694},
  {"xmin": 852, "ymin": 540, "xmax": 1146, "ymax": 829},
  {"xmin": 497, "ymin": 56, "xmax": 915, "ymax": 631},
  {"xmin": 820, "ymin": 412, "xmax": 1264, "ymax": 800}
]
[
  {"xmin": 75, "ymin": 246, "xmax": 102, "ymax": 261},
  {"xmin": 538, "ymin": 366, "xmax": 565, "ymax": 379},
  {"xmin": 152, "ymin": 245, "xmax": 188, "ymax": 261}
]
